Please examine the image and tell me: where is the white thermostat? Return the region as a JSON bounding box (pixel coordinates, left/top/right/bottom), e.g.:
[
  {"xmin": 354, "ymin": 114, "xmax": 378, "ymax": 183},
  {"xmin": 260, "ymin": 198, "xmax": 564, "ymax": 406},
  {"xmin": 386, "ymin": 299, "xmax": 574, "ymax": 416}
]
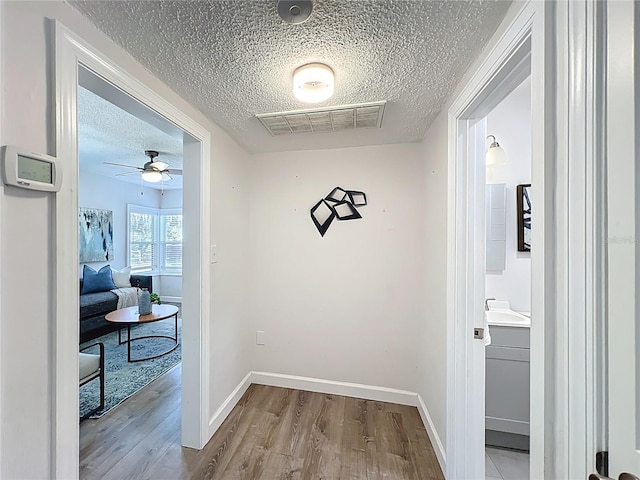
[{"xmin": 2, "ymin": 145, "xmax": 62, "ymax": 192}]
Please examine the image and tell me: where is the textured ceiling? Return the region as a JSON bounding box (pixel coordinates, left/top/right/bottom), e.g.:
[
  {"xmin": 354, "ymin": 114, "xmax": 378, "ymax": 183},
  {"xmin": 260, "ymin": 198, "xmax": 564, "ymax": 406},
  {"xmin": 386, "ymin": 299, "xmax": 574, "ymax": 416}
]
[
  {"xmin": 78, "ymin": 86, "xmax": 184, "ymax": 190},
  {"xmin": 70, "ymin": 0, "xmax": 512, "ymax": 154}
]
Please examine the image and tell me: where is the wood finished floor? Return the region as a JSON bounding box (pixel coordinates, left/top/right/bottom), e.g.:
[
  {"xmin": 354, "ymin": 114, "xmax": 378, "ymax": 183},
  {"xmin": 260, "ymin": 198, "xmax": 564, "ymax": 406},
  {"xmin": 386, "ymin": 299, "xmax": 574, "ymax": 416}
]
[{"xmin": 80, "ymin": 364, "xmax": 444, "ymax": 480}]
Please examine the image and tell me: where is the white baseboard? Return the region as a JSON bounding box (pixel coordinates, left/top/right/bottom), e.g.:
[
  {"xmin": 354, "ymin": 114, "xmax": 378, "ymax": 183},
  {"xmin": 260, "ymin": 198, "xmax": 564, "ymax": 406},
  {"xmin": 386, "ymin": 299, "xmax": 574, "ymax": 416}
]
[
  {"xmin": 416, "ymin": 394, "xmax": 447, "ymax": 474},
  {"xmin": 251, "ymin": 371, "xmax": 418, "ymax": 406},
  {"xmin": 161, "ymin": 296, "xmax": 182, "ymax": 303},
  {"xmin": 208, "ymin": 371, "xmax": 252, "ymax": 437},
  {"xmin": 206, "ymin": 370, "xmax": 446, "ymax": 476}
]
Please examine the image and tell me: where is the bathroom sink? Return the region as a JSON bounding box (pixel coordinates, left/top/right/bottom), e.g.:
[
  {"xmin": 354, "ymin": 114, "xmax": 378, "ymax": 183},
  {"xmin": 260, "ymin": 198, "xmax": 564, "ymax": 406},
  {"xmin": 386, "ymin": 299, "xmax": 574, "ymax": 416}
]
[{"xmin": 486, "ymin": 309, "xmax": 531, "ymax": 327}]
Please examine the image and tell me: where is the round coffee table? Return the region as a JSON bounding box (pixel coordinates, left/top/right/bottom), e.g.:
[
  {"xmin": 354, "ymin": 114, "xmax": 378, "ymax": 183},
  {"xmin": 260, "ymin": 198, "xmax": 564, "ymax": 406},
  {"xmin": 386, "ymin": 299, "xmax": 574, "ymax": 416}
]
[{"xmin": 105, "ymin": 304, "xmax": 179, "ymax": 363}]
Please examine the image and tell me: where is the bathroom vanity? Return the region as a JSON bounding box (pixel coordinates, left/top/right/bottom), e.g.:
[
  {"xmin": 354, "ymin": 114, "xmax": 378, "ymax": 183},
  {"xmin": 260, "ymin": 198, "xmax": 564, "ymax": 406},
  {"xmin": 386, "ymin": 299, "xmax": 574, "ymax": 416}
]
[{"xmin": 485, "ymin": 324, "xmax": 530, "ymax": 451}]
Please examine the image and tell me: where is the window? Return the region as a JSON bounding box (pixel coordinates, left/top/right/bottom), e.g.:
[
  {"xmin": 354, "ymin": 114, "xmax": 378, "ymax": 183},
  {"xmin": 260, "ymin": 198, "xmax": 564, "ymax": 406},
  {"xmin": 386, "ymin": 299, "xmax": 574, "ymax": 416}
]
[
  {"xmin": 160, "ymin": 210, "xmax": 182, "ymax": 273},
  {"xmin": 128, "ymin": 205, "xmax": 157, "ymax": 272},
  {"xmin": 128, "ymin": 205, "xmax": 182, "ymax": 274}
]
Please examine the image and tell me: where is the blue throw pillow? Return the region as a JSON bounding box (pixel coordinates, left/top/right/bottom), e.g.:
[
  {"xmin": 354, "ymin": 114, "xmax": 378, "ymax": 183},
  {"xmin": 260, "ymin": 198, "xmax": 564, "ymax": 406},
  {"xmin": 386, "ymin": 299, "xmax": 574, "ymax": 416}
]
[{"xmin": 81, "ymin": 265, "xmax": 116, "ymax": 294}]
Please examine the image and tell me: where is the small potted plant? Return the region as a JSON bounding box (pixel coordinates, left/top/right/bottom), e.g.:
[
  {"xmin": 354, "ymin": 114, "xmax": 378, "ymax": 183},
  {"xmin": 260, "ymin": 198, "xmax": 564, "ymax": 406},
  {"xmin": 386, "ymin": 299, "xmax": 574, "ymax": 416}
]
[{"xmin": 150, "ymin": 292, "xmax": 162, "ymax": 305}]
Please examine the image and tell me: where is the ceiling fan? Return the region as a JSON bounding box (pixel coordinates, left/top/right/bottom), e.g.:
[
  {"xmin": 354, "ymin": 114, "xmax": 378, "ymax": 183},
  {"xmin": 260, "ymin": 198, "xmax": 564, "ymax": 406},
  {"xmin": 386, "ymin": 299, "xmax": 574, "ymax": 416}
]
[{"xmin": 104, "ymin": 150, "xmax": 182, "ymax": 183}]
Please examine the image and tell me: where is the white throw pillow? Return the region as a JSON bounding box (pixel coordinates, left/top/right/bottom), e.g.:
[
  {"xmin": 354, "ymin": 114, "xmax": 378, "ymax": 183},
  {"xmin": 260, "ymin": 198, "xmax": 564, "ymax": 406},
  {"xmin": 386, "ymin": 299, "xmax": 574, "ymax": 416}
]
[{"xmin": 111, "ymin": 266, "xmax": 131, "ymax": 288}]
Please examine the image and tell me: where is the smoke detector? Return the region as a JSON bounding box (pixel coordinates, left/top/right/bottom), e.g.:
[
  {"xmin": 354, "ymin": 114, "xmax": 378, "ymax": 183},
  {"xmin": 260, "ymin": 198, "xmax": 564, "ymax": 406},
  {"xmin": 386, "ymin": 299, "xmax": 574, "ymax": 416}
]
[{"xmin": 277, "ymin": 0, "xmax": 313, "ymax": 24}]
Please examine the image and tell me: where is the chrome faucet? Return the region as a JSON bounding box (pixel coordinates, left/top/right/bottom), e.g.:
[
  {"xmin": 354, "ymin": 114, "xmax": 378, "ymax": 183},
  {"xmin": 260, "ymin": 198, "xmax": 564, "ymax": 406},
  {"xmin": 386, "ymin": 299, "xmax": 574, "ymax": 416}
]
[{"xmin": 485, "ymin": 298, "xmax": 495, "ymax": 311}]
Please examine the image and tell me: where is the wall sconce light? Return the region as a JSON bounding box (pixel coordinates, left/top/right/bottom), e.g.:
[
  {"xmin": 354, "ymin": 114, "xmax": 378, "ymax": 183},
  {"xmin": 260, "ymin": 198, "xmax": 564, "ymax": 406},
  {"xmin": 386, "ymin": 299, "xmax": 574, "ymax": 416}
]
[{"xmin": 486, "ymin": 135, "xmax": 507, "ymax": 166}]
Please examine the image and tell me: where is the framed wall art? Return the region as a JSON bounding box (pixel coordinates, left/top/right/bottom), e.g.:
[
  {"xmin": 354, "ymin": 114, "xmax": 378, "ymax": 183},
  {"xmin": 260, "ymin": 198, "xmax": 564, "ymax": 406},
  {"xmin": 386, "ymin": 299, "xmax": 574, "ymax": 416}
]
[
  {"xmin": 516, "ymin": 184, "xmax": 531, "ymax": 252},
  {"xmin": 79, "ymin": 207, "xmax": 114, "ymax": 262}
]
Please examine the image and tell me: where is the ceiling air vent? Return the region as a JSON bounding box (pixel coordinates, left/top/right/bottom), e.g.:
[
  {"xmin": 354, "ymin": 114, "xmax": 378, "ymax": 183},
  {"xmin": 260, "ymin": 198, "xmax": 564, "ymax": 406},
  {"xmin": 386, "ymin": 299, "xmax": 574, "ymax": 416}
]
[{"xmin": 256, "ymin": 101, "xmax": 386, "ymax": 136}]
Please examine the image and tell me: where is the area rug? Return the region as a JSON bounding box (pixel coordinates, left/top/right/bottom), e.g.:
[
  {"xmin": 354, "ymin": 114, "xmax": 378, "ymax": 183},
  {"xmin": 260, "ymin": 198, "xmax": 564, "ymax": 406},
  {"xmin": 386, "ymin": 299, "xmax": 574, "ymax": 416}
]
[{"xmin": 79, "ymin": 316, "xmax": 181, "ymax": 419}]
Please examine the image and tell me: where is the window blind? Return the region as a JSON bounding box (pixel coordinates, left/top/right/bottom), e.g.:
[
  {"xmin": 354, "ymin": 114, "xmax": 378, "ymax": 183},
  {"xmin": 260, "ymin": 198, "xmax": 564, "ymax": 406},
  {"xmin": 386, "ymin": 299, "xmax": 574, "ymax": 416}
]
[{"xmin": 128, "ymin": 205, "xmax": 182, "ymax": 274}]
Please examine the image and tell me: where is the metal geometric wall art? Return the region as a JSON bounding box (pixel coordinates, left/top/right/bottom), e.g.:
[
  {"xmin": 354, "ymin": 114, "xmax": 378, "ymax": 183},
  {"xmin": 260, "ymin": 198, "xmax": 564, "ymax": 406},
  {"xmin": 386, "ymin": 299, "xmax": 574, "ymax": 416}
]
[
  {"xmin": 310, "ymin": 187, "xmax": 367, "ymax": 236},
  {"xmin": 332, "ymin": 201, "xmax": 362, "ymax": 220}
]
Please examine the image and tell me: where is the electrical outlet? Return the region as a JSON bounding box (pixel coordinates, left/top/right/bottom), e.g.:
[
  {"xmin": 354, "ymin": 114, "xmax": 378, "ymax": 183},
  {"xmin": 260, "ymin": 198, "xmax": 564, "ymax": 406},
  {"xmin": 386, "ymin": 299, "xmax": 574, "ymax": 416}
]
[{"xmin": 256, "ymin": 330, "xmax": 265, "ymax": 346}]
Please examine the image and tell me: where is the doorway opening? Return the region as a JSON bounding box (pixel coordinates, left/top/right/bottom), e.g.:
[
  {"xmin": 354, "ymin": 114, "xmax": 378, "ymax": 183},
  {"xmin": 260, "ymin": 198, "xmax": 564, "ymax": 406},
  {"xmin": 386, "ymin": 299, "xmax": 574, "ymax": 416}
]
[
  {"xmin": 54, "ymin": 22, "xmax": 212, "ymax": 478},
  {"xmin": 483, "ymin": 75, "xmax": 532, "ymax": 480},
  {"xmin": 77, "ymin": 66, "xmax": 186, "ymax": 469}
]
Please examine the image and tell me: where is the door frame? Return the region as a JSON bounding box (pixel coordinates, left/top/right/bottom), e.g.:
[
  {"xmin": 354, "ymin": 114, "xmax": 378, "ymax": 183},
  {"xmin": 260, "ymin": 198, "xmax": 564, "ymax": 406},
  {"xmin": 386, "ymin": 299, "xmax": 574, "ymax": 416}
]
[
  {"xmin": 446, "ymin": 1, "xmax": 606, "ymax": 478},
  {"xmin": 53, "ymin": 22, "xmax": 212, "ymax": 478}
]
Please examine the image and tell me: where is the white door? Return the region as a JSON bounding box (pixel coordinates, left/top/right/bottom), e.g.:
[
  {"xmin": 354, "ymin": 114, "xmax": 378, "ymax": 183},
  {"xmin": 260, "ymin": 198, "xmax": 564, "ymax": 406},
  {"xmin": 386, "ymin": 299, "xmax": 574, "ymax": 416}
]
[{"xmin": 606, "ymin": 1, "xmax": 640, "ymax": 477}]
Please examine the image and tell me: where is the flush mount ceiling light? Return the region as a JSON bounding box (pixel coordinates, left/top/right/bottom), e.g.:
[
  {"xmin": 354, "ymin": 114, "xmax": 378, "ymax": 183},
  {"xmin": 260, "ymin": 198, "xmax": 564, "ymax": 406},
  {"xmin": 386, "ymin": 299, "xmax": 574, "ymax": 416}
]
[
  {"xmin": 293, "ymin": 63, "xmax": 334, "ymax": 103},
  {"xmin": 486, "ymin": 135, "xmax": 507, "ymax": 166}
]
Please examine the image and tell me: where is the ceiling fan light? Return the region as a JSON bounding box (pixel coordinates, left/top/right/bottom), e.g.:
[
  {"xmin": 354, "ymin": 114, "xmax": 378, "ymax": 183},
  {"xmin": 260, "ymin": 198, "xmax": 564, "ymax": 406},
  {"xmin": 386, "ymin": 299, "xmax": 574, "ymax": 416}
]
[
  {"xmin": 293, "ymin": 63, "xmax": 334, "ymax": 103},
  {"xmin": 141, "ymin": 170, "xmax": 163, "ymax": 183}
]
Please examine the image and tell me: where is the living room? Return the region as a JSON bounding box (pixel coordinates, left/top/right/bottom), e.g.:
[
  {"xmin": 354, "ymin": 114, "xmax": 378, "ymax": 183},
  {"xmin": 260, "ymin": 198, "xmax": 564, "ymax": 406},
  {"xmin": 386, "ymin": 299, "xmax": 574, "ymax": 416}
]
[{"xmin": 77, "ymin": 81, "xmax": 184, "ymax": 420}]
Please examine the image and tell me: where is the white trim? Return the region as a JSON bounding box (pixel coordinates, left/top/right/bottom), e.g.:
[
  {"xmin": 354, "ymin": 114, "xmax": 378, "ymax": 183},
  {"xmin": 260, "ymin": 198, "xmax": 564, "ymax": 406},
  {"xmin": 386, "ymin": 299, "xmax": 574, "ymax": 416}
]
[
  {"xmin": 561, "ymin": 2, "xmax": 606, "ymax": 476},
  {"xmin": 53, "ymin": 23, "xmax": 81, "ymax": 478},
  {"xmin": 416, "ymin": 394, "xmax": 446, "ymax": 472},
  {"xmin": 180, "ymin": 135, "xmax": 211, "ymax": 448},
  {"xmin": 0, "ymin": 1, "xmax": 4, "ymax": 472},
  {"xmin": 485, "ymin": 416, "xmax": 529, "ymax": 436},
  {"xmin": 54, "ymin": 21, "xmax": 212, "ymax": 478},
  {"xmin": 161, "ymin": 296, "xmax": 182, "ymax": 303},
  {"xmin": 528, "ymin": 4, "xmax": 554, "ymax": 478},
  {"xmin": 208, "ymin": 371, "xmax": 253, "ymax": 436},
  {"xmin": 251, "ymin": 371, "xmax": 418, "ymax": 405},
  {"xmin": 528, "ymin": 2, "xmax": 605, "ymax": 477},
  {"xmin": 606, "ymin": 1, "xmax": 639, "ymax": 471}
]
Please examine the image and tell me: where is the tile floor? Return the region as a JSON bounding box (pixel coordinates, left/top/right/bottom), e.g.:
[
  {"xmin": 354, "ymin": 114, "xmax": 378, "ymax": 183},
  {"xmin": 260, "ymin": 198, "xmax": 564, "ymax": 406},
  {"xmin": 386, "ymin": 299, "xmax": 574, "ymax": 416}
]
[{"xmin": 486, "ymin": 447, "xmax": 530, "ymax": 480}]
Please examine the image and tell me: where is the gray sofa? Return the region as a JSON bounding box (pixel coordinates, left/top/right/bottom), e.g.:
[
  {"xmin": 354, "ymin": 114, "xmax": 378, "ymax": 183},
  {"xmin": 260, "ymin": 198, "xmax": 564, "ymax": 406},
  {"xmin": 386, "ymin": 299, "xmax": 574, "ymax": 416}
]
[{"xmin": 80, "ymin": 275, "xmax": 152, "ymax": 343}]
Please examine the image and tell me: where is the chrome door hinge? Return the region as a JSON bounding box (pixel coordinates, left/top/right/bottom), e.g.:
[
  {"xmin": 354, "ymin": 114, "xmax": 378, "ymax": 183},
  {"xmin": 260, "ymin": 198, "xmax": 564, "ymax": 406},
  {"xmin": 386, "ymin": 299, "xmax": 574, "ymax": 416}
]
[{"xmin": 596, "ymin": 451, "xmax": 608, "ymax": 477}]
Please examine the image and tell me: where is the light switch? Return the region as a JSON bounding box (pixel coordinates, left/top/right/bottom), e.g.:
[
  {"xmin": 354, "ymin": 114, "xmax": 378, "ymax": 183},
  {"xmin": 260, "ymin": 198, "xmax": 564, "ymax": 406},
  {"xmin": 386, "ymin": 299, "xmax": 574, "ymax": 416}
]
[
  {"xmin": 256, "ymin": 330, "xmax": 265, "ymax": 346},
  {"xmin": 210, "ymin": 245, "xmax": 217, "ymax": 264}
]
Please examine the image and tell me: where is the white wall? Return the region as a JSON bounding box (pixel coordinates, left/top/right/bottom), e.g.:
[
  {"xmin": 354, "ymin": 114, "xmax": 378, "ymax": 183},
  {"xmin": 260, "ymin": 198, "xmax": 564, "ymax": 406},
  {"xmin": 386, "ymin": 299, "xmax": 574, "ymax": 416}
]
[
  {"xmin": 249, "ymin": 143, "xmax": 426, "ymax": 392},
  {"xmin": 485, "ymin": 77, "xmax": 532, "ymax": 313},
  {"xmin": 0, "ymin": 2, "xmax": 251, "ymax": 478},
  {"xmin": 159, "ymin": 188, "xmax": 182, "ymax": 209},
  {"xmin": 417, "ymin": 113, "xmax": 449, "ymax": 448}
]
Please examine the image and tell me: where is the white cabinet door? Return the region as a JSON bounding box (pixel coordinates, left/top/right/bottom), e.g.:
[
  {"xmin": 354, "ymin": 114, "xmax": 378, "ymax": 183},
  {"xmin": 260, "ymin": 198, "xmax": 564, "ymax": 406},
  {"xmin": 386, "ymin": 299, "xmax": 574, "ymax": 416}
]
[{"xmin": 606, "ymin": 1, "xmax": 640, "ymax": 476}]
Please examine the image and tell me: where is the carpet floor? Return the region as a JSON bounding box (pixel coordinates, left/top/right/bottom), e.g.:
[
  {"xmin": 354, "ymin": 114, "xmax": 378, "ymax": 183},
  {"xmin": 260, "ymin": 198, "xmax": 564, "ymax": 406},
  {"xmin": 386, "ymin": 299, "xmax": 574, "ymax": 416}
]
[{"xmin": 79, "ymin": 316, "xmax": 181, "ymax": 419}]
